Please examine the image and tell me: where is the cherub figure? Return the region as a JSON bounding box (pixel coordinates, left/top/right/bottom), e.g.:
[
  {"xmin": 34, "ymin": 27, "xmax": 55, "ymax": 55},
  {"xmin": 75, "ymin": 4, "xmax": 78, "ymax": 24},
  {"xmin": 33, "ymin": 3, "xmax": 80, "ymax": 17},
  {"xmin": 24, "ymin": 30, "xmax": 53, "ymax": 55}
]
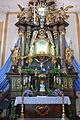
[
  {"xmin": 59, "ymin": 7, "xmax": 70, "ymax": 19},
  {"xmin": 17, "ymin": 4, "xmax": 25, "ymax": 19},
  {"xmin": 51, "ymin": 5, "xmax": 73, "ymax": 20},
  {"xmin": 17, "ymin": 4, "xmax": 34, "ymax": 22}
]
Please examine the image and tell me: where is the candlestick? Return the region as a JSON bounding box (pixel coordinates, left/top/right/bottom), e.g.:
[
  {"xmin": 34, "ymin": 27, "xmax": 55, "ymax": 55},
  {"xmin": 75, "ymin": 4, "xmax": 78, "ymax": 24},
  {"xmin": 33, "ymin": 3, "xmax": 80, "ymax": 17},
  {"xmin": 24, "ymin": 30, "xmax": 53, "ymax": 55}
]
[
  {"xmin": 20, "ymin": 94, "xmax": 24, "ymax": 119},
  {"xmin": 61, "ymin": 93, "xmax": 69, "ymax": 120}
]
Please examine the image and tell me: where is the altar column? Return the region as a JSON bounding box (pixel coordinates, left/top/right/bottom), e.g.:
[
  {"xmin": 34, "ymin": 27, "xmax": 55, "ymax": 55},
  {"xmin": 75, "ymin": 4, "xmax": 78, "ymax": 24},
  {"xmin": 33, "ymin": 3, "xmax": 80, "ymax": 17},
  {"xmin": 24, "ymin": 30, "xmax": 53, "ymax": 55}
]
[
  {"xmin": 18, "ymin": 30, "xmax": 22, "ymax": 68},
  {"xmin": 53, "ymin": 25, "xmax": 60, "ymax": 56},
  {"xmin": 59, "ymin": 22, "xmax": 68, "ymax": 71},
  {"xmin": 25, "ymin": 25, "xmax": 31, "ymax": 56},
  {"xmin": 21, "ymin": 31, "xmax": 25, "ymax": 67}
]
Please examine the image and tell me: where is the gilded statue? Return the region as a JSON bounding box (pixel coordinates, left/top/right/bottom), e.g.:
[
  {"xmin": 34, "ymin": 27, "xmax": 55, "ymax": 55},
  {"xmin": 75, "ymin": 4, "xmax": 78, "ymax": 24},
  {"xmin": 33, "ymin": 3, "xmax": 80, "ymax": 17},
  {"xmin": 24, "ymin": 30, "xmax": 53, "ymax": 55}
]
[
  {"xmin": 65, "ymin": 45, "xmax": 74, "ymax": 65},
  {"xmin": 11, "ymin": 45, "xmax": 18, "ymax": 65},
  {"xmin": 17, "ymin": 4, "xmax": 34, "ymax": 22},
  {"xmin": 46, "ymin": 13, "xmax": 53, "ymax": 23},
  {"xmin": 50, "ymin": 5, "xmax": 73, "ymax": 20},
  {"xmin": 17, "ymin": 4, "xmax": 26, "ymax": 19},
  {"xmin": 21, "ymin": 55, "xmax": 33, "ymax": 64},
  {"xmin": 52, "ymin": 56, "xmax": 57, "ymax": 65}
]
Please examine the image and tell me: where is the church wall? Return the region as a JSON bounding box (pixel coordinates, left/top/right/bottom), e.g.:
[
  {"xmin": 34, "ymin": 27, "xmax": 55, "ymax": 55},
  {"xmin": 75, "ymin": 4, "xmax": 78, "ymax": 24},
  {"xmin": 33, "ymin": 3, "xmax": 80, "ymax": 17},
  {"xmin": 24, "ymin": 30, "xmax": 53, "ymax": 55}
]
[
  {"xmin": 0, "ymin": 12, "xmax": 80, "ymax": 68},
  {"xmin": 4, "ymin": 14, "xmax": 18, "ymax": 63},
  {"xmin": 66, "ymin": 13, "xmax": 79, "ymax": 63},
  {"xmin": 0, "ymin": 18, "xmax": 6, "ymax": 68},
  {"xmin": 78, "ymin": 13, "xmax": 80, "ymax": 28}
]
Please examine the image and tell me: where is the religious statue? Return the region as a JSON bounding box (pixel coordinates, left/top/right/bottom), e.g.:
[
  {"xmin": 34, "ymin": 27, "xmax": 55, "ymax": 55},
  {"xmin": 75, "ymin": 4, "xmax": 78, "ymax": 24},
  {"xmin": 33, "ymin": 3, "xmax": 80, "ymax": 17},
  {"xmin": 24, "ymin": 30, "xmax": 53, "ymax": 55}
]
[
  {"xmin": 40, "ymin": 80, "xmax": 45, "ymax": 92},
  {"xmin": 34, "ymin": 68, "xmax": 38, "ymax": 76},
  {"xmin": 40, "ymin": 63, "xmax": 43, "ymax": 70},
  {"xmin": 65, "ymin": 44, "xmax": 74, "ymax": 65},
  {"xmin": 21, "ymin": 55, "xmax": 33, "ymax": 65},
  {"xmin": 51, "ymin": 5, "xmax": 73, "ymax": 20},
  {"xmin": 11, "ymin": 45, "xmax": 18, "ymax": 65},
  {"xmin": 17, "ymin": 4, "xmax": 26, "ymax": 19},
  {"xmin": 17, "ymin": 4, "xmax": 34, "ymax": 22},
  {"xmin": 46, "ymin": 13, "xmax": 53, "ymax": 24},
  {"xmin": 52, "ymin": 56, "xmax": 57, "ymax": 65}
]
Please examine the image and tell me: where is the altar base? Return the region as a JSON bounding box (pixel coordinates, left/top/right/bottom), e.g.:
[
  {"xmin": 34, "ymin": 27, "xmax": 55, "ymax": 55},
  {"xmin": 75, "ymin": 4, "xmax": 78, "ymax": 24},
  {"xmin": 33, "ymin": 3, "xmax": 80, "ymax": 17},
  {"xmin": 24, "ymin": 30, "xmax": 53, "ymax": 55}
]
[{"xmin": 17, "ymin": 118, "xmax": 61, "ymax": 120}]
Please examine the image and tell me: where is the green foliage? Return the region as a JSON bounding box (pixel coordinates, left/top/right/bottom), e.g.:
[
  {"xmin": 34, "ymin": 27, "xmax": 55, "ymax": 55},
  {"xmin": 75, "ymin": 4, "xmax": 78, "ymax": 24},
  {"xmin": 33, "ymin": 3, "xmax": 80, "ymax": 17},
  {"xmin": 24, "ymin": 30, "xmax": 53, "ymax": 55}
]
[
  {"xmin": 66, "ymin": 105, "xmax": 72, "ymax": 119},
  {"xmin": 9, "ymin": 101, "xmax": 19, "ymax": 120},
  {"xmin": 22, "ymin": 68, "xmax": 34, "ymax": 74},
  {"xmin": 51, "ymin": 68, "xmax": 60, "ymax": 76},
  {"xmin": 47, "ymin": 89, "xmax": 54, "ymax": 96}
]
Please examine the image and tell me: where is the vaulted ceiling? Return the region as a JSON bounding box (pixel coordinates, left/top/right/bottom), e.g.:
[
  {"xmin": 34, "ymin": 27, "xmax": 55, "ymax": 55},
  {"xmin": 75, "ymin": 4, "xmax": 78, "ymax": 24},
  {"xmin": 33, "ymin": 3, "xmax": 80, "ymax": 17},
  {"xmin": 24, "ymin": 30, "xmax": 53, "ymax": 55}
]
[{"xmin": 0, "ymin": 0, "xmax": 80, "ymax": 15}]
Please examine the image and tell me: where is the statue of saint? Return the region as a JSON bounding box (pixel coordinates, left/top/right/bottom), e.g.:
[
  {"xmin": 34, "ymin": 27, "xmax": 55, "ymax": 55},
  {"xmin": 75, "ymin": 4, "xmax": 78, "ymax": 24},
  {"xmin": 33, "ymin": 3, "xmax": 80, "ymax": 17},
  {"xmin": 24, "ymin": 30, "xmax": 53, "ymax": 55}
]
[
  {"xmin": 11, "ymin": 45, "xmax": 18, "ymax": 65},
  {"xmin": 40, "ymin": 81, "xmax": 45, "ymax": 92}
]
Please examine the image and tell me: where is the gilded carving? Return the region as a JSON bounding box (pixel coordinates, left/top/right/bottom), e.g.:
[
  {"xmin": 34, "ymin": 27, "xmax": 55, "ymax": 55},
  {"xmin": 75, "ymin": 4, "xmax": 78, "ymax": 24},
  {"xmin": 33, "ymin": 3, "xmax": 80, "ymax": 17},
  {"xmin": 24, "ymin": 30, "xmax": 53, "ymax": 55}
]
[
  {"xmin": 11, "ymin": 45, "xmax": 18, "ymax": 65},
  {"xmin": 35, "ymin": 105, "xmax": 50, "ymax": 116},
  {"xmin": 51, "ymin": 5, "xmax": 73, "ymax": 20},
  {"xmin": 65, "ymin": 45, "xmax": 74, "ymax": 65},
  {"xmin": 63, "ymin": 78, "xmax": 67, "ymax": 88},
  {"xmin": 17, "ymin": 78, "xmax": 21, "ymax": 90},
  {"xmin": 68, "ymin": 78, "xmax": 73, "ymax": 89},
  {"xmin": 12, "ymin": 79, "xmax": 16, "ymax": 89},
  {"xmin": 52, "ymin": 56, "xmax": 57, "ymax": 65},
  {"xmin": 21, "ymin": 55, "xmax": 33, "ymax": 64}
]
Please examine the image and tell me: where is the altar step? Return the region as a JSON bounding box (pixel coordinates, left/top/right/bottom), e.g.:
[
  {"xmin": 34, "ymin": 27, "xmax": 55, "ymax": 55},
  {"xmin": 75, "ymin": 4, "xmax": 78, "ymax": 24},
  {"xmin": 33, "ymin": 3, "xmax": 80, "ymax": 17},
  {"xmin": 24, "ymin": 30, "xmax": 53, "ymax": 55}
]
[{"xmin": 18, "ymin": 118, "xmax": 61, "ymax": 120}]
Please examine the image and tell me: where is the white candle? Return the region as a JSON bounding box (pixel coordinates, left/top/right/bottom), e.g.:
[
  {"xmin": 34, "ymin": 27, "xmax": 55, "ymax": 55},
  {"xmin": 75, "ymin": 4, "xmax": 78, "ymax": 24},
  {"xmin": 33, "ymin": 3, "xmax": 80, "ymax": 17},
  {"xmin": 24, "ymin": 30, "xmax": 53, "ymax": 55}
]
[
  {"xmin": 59, "ymin": 78, "xmax": 61, "ymax": 85},
  {"xmin": 57, "ymin": 78, "xmax": 58, "ymax": 83},
  {"xmin": 62, "ymin": 84, "xmax": 64, "ymax": 90},
  {"xmin": 29, "ymin": 76, "xmax": 31, "ymax": 82},
  {"xmin": 54, "ymin": 76, "xmax": 55, "ymax": 82},
  {"xmin": 24, "ymin": 79, "xmax": 25, "ymax": 85},
  {"xmin": 26, "ymin": 77, "xmax": 28, "ymax": 83}
]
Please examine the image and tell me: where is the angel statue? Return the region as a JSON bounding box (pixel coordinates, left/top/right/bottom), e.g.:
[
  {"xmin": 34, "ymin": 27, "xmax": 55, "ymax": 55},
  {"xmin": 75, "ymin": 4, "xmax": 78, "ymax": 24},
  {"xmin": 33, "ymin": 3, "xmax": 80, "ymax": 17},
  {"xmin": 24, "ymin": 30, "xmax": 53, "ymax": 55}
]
[
  {"xmin": 58, "ymin": 6, "xmax": 73, "ymax": 19},
  {"xmin": 17, "ymin": 4, "xmax": 25, "ymax": 19},
  {"xmin": 51, "ymin": 5, "xmax": 73, "ymax": 20},
  {"xmin": 17, "ymin": 4, "xmax": 34, "ymax": 22}
]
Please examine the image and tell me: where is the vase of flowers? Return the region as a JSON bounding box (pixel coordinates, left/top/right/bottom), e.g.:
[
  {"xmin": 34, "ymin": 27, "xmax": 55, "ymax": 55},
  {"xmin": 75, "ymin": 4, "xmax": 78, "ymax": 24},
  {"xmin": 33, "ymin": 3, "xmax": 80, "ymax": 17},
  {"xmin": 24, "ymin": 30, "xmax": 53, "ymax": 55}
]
[
  {"xmin": 52, "ymin": 89, "xmax": 63, "ymax": 96},
  {"xmin": 23, "ymin": 89, "xmax": 33, "ymax": 96}
]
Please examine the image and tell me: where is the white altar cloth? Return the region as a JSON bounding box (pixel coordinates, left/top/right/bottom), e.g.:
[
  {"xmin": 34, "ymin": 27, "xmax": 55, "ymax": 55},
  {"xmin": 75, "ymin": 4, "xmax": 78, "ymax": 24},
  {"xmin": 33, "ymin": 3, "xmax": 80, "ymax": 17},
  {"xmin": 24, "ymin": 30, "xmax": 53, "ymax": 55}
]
[{"xmin": 14, "ymin": 96, "xmax": 71, "ymax": 106}]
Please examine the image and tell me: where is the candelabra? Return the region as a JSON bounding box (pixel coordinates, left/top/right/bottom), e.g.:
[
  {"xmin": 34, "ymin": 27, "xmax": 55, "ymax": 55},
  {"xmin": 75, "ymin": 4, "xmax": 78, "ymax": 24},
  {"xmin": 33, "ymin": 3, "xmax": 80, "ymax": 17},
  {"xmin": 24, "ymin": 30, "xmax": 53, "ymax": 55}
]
[
  {"xmin": 61, "ymin": 93, "xmax": 69, "ymax": 120},
  {"xmin": 20, "ymin": 94, "xmax": 24, "ymax": 120}
]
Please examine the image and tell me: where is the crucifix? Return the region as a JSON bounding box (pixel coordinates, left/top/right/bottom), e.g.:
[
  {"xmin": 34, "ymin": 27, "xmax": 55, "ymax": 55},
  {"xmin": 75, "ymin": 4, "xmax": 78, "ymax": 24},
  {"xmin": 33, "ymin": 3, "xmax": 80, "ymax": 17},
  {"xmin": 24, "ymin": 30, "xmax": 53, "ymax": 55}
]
[{"xmin": 40, "ymin": 62, "xmax": 43, "ymax": 70}]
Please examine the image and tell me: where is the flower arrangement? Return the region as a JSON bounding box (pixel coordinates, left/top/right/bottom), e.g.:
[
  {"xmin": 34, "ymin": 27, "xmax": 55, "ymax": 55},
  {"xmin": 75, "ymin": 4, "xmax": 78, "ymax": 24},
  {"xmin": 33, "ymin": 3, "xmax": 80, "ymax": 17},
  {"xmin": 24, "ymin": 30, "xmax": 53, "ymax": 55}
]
[
  {"xmin": 47, "ymin": 88, "xmax": 63, "ymax": 96},
  {"xmin": 52, "ymin": 89, "xmax": 63, "ymax": 96},
  {"xmin": 51, "ymin": 68, "xmax": 60, "ymax": 76},
  {"xmin": 22, "ymin": 68, "xmax": 34, "ymax": 74},
  {"xmin": 23, "ymin": 89, "xmax": 33, "ymax": 96}
]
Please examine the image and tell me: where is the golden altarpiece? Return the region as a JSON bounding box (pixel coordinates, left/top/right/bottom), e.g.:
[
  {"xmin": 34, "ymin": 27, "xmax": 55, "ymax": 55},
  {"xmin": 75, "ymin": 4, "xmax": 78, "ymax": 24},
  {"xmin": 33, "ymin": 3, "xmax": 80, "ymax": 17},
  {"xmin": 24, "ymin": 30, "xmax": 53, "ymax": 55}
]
[{"xmin": 7, "ymin": 0, "xmax": 78, "ymax": 119}]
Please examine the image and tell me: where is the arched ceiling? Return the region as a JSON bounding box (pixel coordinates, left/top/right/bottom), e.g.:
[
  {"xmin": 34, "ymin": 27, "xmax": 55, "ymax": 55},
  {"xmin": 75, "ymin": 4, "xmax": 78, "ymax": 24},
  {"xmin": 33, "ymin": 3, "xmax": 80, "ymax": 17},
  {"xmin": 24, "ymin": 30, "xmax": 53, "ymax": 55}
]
[{"xmin": 0, "ymin": 0, "xmax": 80, "ymax": 15}]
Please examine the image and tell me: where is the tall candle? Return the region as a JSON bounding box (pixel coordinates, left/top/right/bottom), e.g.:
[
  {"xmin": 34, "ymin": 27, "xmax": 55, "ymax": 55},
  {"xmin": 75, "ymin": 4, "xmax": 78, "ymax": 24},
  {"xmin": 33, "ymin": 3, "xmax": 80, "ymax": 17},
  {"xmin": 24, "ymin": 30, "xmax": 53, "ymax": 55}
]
[
  {"xmin": 59, "ymin": 78, "xmax": 61, "ymax": 85},
  {"xmin": 54, "ymin": 76, "xmax": 55, "ymax": 82}
]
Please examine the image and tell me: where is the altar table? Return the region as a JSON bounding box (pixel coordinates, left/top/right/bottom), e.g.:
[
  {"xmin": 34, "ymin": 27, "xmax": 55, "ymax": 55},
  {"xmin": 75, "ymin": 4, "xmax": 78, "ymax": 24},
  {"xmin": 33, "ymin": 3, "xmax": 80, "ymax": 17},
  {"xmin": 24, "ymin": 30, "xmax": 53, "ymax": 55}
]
[
  {"xmin": 15, "ymin": 96, "xmax": 71, "ymax": 118},
  {"xmin": 14, "ymin": 96, "xmax": 71, "ymax": 106}
]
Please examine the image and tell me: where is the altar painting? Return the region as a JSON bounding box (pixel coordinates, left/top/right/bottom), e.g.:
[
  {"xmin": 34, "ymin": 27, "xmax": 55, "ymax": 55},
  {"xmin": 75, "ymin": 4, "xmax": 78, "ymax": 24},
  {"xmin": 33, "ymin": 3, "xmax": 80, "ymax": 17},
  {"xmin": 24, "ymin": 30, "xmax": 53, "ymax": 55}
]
[{"xmin": 36, "ymin": 40, "xmax": 49, "ymax": 54}]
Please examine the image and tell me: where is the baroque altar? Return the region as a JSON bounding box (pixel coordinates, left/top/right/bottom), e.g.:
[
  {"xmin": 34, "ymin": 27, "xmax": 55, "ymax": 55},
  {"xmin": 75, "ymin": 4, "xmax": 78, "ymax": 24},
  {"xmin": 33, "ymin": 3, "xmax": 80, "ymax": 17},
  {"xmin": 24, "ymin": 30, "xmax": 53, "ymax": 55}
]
[{"xmin": 7, "ymin": 0, "xmax": 78, "ymax": 119}]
